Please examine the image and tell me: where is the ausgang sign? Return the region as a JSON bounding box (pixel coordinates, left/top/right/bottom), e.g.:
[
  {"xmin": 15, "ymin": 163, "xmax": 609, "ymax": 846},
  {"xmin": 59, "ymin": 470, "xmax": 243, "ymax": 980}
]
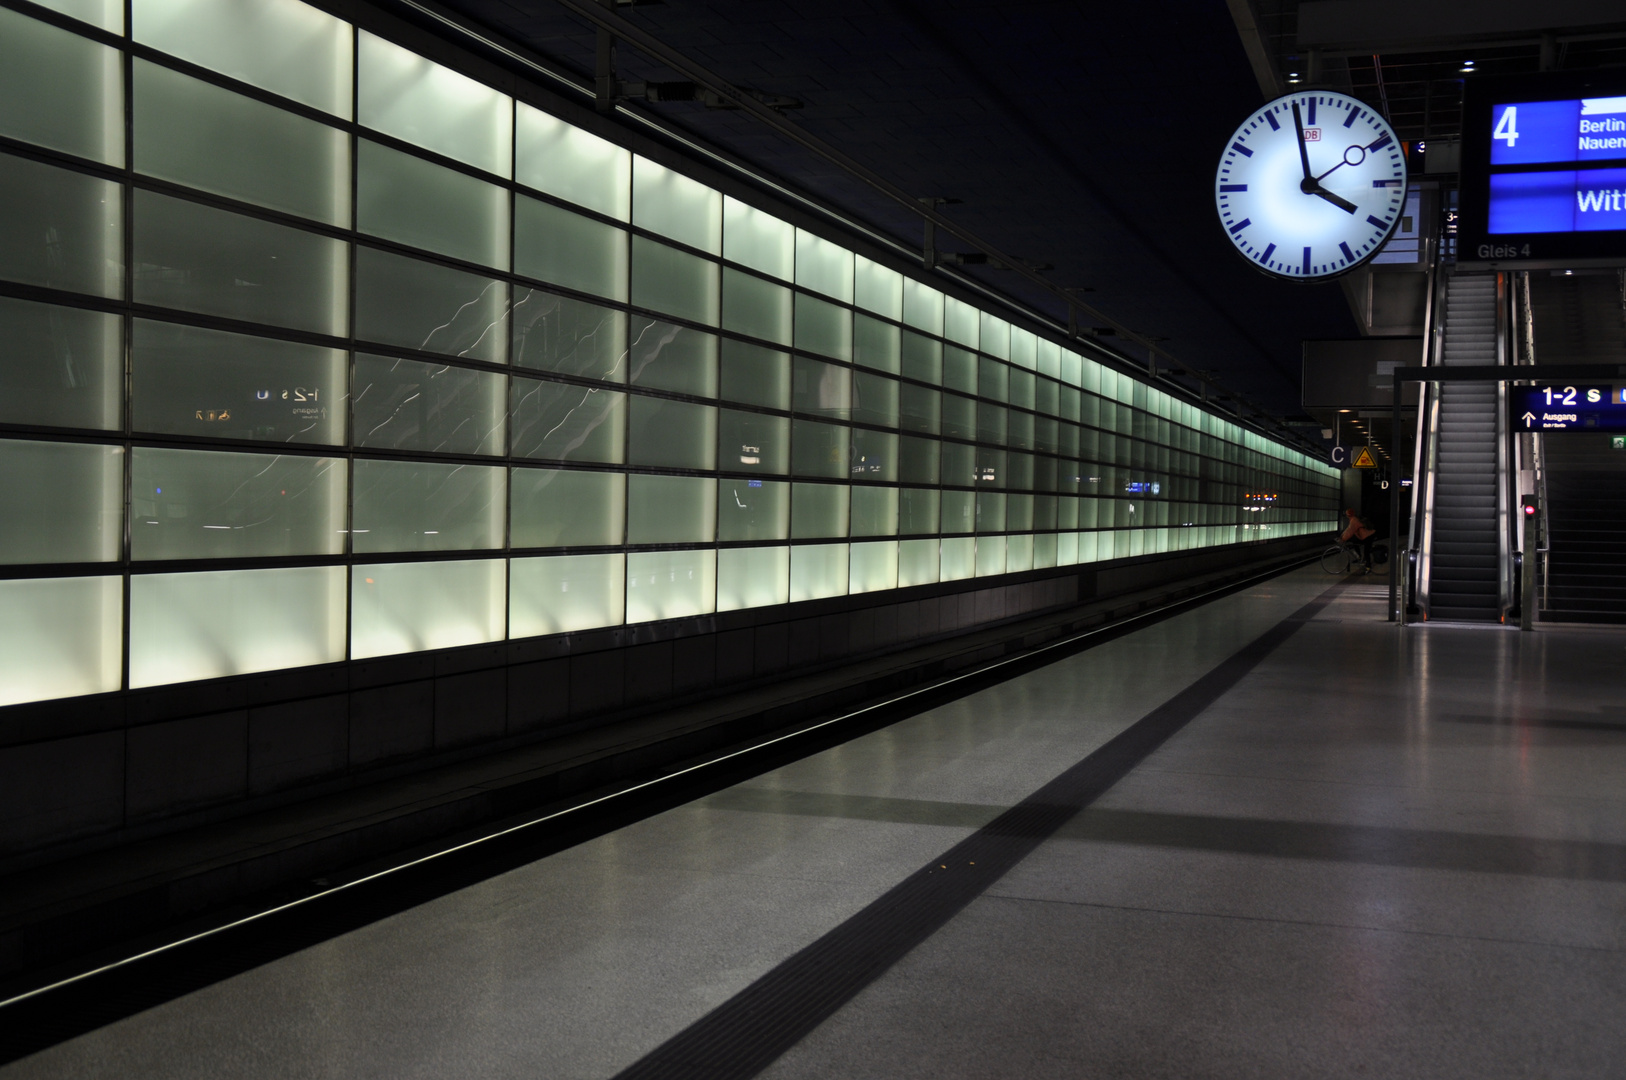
[{"xmin": 1510, "ymin": 383, "xmax": 1626, "ymax": 430}]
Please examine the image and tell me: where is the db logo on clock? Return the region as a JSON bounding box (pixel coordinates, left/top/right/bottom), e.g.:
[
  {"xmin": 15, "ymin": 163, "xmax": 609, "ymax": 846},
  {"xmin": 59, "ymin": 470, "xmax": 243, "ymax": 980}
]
[{"xmin": 1304, "ymin": 128, "xmax": 1321, "ymax": 141}]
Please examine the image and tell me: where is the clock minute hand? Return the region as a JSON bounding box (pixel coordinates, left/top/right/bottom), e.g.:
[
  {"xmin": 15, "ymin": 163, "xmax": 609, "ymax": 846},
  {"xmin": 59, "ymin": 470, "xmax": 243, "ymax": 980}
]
[{"xmin": 1291, "ymin": 101, "xmax": 1313, "ymax": 181}]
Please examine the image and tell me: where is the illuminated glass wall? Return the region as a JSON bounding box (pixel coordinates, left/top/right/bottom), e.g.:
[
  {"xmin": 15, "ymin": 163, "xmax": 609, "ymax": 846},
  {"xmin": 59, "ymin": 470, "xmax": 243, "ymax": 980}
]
[{"xmin": 0, "ymin": 0, "xmax": 1339, "ymax": 706}]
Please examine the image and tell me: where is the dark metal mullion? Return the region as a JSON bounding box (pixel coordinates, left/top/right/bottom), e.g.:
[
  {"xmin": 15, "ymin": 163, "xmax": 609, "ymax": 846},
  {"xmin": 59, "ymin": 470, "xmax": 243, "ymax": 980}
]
[
  {"xmin": 343, "ymin": 27, "xmax": 359, "ymax": 663},
  {"xmin": 119, "ymin": 9, "xmax": 134, "ymax": 695}
]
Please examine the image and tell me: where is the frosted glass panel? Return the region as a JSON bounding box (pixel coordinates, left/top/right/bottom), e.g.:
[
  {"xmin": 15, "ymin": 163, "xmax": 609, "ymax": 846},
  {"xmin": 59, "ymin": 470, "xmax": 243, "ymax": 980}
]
[
  {"xmin": 351, "ymin": 458, "xmax": 505, "ymax": 553},
  {"xmin": 851, "ymin": 428, "xmax": 898, "ymax": 482},
  {"xmin": 633, "ymin": 158, "xmax": 721, "ymax": 254},
  {"xmin": 793, "ymin": 356, "xmax": 851, "ymax": 420},
  {"xmin": 719, "ymin": 410, "xmax": 789, "ymax": 474},
  {"xmin": 791, "ymin": 482, "xmax": 848, "ymax": 539},
  {"xmin": 132, "ymin": 565, "xmax": 344, "ymax": 684},
  {"xmin": 1009, "ymin": 369, "xmax": 1036, "ymax": 410},
  {"xmin": 357, "ymin": 140, "xmax": 509, "ymax": 269},
  {"xmin": 630, "ymin": 319, "xmax": 717, "ymax": 396},
  {"xmin": 0, "ymin": 153, "xmax": 121, "ymax": 298},
  {"xmin": 716, "ymin": 546, "xmax": 789, "ymax": 612},
  {"xmin": 899, "ymin": 436, "xmax": 940, "ymax": 485},
  {"xmin": 625, "ymin": 549, "xmax": 715, "ymax": 623},
  {"xmin": 849, "ymin": 541, "xmax": 897, "ymax": 594},
  {"xmin": 352, "ymin": 558, "xmax": 506, "ymax": 658},
  {"xmin": 720, "ymin": 339, "xmax": 790, "ymax": 410},
  {"xmin": 34, "ymin": 0, "xmax": 121, "ymax": 30},
  {"xmin": 980, "ymin": 313, "xmax": 1010, "ymax": 359},
  {"xmin": 1058, "ymin": 531, "xmax": 1079, "ymax": 565},
  {"xmin": 510, "ymin": 553, "xmax": 625, "ymax": 636},
  {"xmin": 901, "ymin": 279, "xmax": 943, "ymax": 335},
  {"xmin": 1006, "ymin": 533, "xmax": 1034, "ymax": 571},
  {"xmin": 628, "ymin": 397, "xmax": 716, "ymax": 470},
  {"xmin": 510, "ymin": 378, "xmax": 625, "ymax": 463},
  {"xmin": 0, "ymin": 8, "xmax": 121, "ymax": 164},
  {"xmin": 357, "ymin": 31, "xmax": 511, "ymax": 175},
  {"xmin": 631, "ymin": 237, "xmax": 720, "ymax": 325},
  {"xmin": 941, "ymin": 441, "xmax": 976, "ymax": 487},
  {"xmin": 353, "ymin": 354, "xmax": 505, "ymax": 456},
  {"xmin": 791, "ymin": 420, "xmax": 849, "ymax": 479},
  {"xmin": 515, "ymin": 197, "xmax": 628, "ymax": 302},
  {"xmin": 849, "ymin": 485, "xmax": 898, "ymax": 537},
  {"xmin": 0, "ymin": 576, "xmax": 121, "ymax": 705},
  {"xmin": 940, "ymin": 536, "xmax": 974, "ymax": 581},
  {"xmin": 133, "ymin": 448, "xmax": 344, "ymax": 559},
  {"xmin": 1010, "ymin": 327, "xmax": 1036, "ymax": 369},
  {"xmin": 979, "ymin": 357, "xmax": 1009, "ymax": 402},
  {"xmin": 899, "ymin": 488, "xmax": 939, "ymax": 535},
  {"xmin": 134, "ymin": 0, "xmax": 351, "ymax": 117},
  {"xmin": 794, "ymin": 293, "xmax": 852, "ymax": 361},
  {"xmin": 516, "ymin": 105, "xmax": 630, "ymax": 219},
  {"xmin": 723, "ymin": 198, "xmax": 793, "ymax": 279},
  {"xmin": 943, "ymin": 348, "xmax": 977, "ymax": 394},
  {"xmin": 899, "ymin": 384, "xmax": 939, "ymax": 435},
  {"xmin": 0, "ymin": 297, "xmax": 121, "ymax": 430},
  {"xmin": 899, "ymin": 330, "xmax": 940, "ymax": 385},
  {"xmin": 134, "ymin": 189, "xmax": 344, "ymax": 334},
  {"xmin": 722, "ymin": 269, "xmax": 792, "ymax": 346},
  {"xmin": 941, "ymin": 489, "xmax": 974, "ymax": 534},
  {"xmin": 1037, "ymin": 339, "xmax": 1061, "ymax": 379},
  {"xmin": 853, "ymin": 256, "xmax": 902, "ymax": 320},
  {"xmin": 511, "ymin": 468, "xmax": 623, "ymax": 548},
  {"xmin": 355, "ymin": 247, "xmax": 507, "ymax": 363},
  {"xmin": 0, "ymin": 440, "xmax": 121, "ymax": 564},
  {"xmin": 626, "ymin": 474, "xmax": 716, "ymax": 544},
  {"xmin": 513, "ymin": 293, "xmax": 626, "ymax": 381},
  {"xmin": 975, "ymin": 535, "xmax": 1006, "ymax": 576},
  {"xmin": 718, "ymin": 478, "xmax": 788, "ymax": 541},
  {"xmin": 790, "ymin": 543, "xmax": 848, "ymax": 602},
  {"xmin": 795, "ymin": 231, "xmax": 853, "ymax": 302},
  {"xmin": 133, "ymin": 320, "xmax": 344, "ymax": 444},
  {"xmin": 944, "ymin": 298, "xmax": 978, "ymax": 347},
  {"xmin": 853, "ymin": 372, "xmax": 900, "ymax": 428},
  {"xmin": 976, "ymin": 491, "xmax": 1007, "ymax": 532},
  {"xmin": 854, "ymin": 316, "xmax": 900, "ymax": 374},
  {"xmin": 898, "ymin": 538, "xmax": 939, "ymax": 587},
  {"xmin": 135, "ymin": 60, "xmax": 347, "ymax": 225}
]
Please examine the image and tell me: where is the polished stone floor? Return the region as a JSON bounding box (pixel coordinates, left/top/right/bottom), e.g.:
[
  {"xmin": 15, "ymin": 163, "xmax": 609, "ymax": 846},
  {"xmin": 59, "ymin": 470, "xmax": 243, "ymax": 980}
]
[{"xmin": 8, "ymin": 568, "xmax": 1626, "ymax": 1078}]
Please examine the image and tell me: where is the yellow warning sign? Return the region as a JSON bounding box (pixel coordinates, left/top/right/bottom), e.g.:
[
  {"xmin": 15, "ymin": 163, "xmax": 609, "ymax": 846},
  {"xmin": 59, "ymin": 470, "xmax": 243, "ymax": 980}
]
[{"xmin": 1352, "ymin": 446, "xmax": 1377, "ymax": 469}]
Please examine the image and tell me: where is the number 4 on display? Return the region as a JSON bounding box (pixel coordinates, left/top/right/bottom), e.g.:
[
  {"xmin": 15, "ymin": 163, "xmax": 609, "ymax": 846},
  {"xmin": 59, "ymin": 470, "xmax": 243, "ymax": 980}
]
[{"xmin": 1493, "ymin": 107, "xmax": 1519, "ymax": 147}]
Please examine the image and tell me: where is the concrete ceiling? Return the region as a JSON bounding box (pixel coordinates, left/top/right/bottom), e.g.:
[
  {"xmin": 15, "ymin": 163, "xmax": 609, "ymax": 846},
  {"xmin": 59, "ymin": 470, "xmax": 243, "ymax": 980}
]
[{"xmin": 420, "ymin": 0, "xmax": 1367, "ymax": 422}]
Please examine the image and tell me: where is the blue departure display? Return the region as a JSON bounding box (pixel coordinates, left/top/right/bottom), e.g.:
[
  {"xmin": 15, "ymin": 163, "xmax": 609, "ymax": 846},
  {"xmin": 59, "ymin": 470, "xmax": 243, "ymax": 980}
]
[{"xmin": 1487, "ymin": 97, "xmax": 1626, "ymax": 235}]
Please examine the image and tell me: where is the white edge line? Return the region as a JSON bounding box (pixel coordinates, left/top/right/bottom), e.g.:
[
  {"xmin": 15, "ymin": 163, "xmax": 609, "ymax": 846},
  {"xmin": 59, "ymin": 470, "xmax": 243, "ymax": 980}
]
[{"xmin": 0, "ymin": 557, "xmax": 1313, "ymax": 1012}]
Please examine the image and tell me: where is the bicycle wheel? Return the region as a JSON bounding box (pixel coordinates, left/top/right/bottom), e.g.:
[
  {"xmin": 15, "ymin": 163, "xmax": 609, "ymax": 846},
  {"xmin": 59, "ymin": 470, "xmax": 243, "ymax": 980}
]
[{"xmin": 1320, "ymin": 544, "xmax": 1352, "ymax": 574}]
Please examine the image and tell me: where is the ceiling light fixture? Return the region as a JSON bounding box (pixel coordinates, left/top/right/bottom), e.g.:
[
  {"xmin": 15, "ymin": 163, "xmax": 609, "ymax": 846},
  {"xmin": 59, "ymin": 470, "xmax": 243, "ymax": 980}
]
[{"xmin": 1460, "ymin": 59, "xmax": 1476, "ymax": 73}]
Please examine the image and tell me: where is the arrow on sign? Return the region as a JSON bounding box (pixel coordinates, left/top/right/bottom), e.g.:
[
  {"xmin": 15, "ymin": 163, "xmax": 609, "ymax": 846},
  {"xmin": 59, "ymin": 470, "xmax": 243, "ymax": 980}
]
[{"xmin": 1522, "ymin": 411, "xmax": 1536, "ymax": 427}]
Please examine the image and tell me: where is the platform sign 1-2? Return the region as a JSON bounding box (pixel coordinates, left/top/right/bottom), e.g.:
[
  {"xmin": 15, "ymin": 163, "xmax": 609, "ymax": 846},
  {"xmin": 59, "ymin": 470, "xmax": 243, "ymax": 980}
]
[{"xmin": 1511, "ymin": 384, "xmax": 1626, "ymax": 431}]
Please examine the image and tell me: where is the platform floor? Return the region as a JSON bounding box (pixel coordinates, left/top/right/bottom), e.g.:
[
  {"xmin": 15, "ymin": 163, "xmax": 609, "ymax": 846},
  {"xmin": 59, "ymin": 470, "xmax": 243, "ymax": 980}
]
[{"xmin": 7, "ymin": 567, "xmax": 1625, "ymax": 1079}]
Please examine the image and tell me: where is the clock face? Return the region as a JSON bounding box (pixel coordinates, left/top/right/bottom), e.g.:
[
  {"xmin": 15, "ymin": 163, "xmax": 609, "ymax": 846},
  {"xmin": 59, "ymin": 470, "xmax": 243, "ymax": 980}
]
[{"xmin": 1215, "ymin": 92, "xmax": 1408, "ymax": 280}]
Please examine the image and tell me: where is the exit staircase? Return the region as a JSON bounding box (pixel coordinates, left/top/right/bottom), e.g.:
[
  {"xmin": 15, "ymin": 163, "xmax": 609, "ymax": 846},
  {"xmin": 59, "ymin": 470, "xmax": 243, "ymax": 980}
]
[{"xmin": 1425, "ymin": 273, "xmax": 1503, "ymax": 621}]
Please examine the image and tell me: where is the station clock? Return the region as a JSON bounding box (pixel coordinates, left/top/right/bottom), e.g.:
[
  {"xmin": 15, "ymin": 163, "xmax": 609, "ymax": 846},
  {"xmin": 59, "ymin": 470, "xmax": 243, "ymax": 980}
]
[{"xmin": 1215, "ymin": 91, "xmax": 1408, "ymax": 280}]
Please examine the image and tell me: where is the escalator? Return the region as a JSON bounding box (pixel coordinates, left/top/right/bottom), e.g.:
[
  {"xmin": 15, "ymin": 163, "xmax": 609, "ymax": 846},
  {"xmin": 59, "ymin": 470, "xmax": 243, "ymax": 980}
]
[
  {"xmin": 1529, "ymin": 270, "xmax": 1626, "ymax": 623},
  {"xmin": 1423, "ymin": 273, "xmax": 1504, "ymax": 621}
]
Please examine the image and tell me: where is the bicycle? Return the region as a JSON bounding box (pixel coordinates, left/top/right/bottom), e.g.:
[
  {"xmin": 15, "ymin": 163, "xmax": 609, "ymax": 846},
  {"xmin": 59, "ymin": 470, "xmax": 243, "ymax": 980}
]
[{"xmin": 1320, "ymin": 538, "xmax": 1389, "ymax": 574}]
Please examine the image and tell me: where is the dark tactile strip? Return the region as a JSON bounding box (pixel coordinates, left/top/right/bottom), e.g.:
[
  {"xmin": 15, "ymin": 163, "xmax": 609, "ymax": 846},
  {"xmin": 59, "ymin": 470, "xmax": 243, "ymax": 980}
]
[{"xmin": 614, "ymin": 578, "xmax": 1350, "ymax": 1080}]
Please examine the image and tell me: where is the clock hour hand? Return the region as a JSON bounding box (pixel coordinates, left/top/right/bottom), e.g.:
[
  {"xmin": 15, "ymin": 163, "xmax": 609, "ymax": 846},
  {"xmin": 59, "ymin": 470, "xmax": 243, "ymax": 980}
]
[
  {"xmin": 1291, "ymin": 101, "xmax": 1313, "ymax": 180},
  {"xmin": 1310, "ymin": 185, "xmax": 1358, "ymax": 214}
]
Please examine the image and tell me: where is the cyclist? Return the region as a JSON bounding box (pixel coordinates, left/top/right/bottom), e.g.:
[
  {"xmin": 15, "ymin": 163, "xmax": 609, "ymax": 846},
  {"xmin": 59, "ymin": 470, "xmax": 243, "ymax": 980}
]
[{"xmin": 1339, "ymin": 509, "xmax": 1381, "ymax": 574}]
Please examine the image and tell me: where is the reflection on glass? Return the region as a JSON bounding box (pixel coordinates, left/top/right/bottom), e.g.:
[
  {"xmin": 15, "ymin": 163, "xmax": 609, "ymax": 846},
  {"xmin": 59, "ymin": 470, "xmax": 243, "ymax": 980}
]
[
  {"xmin": 630, "ymin": 318, "xmax": 718, "ymax": 396},
  {"xmin": 850, "ymin": 428, "xmax": 897, "ymax": 482},
  {"xmin": 513, "ymin": 290, "xmax": 626, "ymax": 381},
  {"xmin": 353, "ymin": 354, "xmax": 505, "ymax": 456},
  {"xmin": 510, "ymin": 377, "xmax": 625, "ymax": 463},
  {"xmin": 0, "ymin": 152, "xmax": 121, "ymax": 299},
  {"xmin": 718, "ymin": 410, "xmax": 789, "ymax": 474},
  {"xmin": 792, "ymin": 356, "xmax": 851, "ymax": 419},
  {"xmin": 510, "ymin": 552, "xmax": 625, "ymax": 635},
  {"xmin": 852, "ymin": 371, "xmax": 899, "ymax": 428},
  {"xmin": 351, "ymin": 459, "xmax": 504, "ymax": 553},
  {"xmin": 355, "ymin": 247, "xmax": 508, "ymax": 363},
  {"xmin": 718, "ymin": 478, "xmax": 788, "ymax": 541},
  {"xmin": 132, "ymin": 447, "xmax": 344, "ymax": 560}
]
